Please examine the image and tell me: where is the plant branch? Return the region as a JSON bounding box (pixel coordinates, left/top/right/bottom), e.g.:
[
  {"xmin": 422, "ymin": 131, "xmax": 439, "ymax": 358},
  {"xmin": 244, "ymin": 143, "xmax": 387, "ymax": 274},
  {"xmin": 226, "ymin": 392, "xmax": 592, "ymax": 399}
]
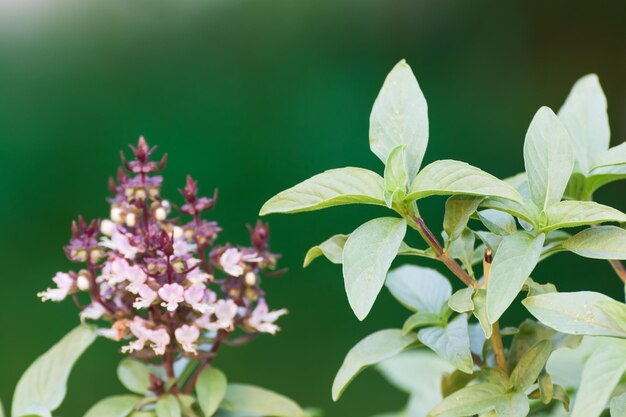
[
  {"xmin": 182, "ymin": 329, "xmax": 228, "ymax": 394},
  {"xmin": 490, "ymin": 321, "xmax": 508, "ymax": 373},
  {"xmin": 408, "ymin": 214, "xmax": 478, "ymax": 288},
  {"xmin": 608, "ymin": 259, "xmax": 626, "ymax": 284}
]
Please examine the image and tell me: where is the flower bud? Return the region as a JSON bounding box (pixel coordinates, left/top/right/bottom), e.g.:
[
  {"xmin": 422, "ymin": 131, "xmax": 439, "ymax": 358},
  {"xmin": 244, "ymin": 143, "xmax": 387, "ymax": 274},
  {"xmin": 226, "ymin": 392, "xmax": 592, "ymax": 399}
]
[
  {"xmin": 126, "ymin": 213, "xmax": 137, "ymax": 227},
  {"xmin": 76, "ymin": 275, "xmax": 91, "ymax": 291},
  {"xmin": 244, "ymin": 272, "xmax": 257, "ymax": 286},
  {"xmin": 100, "ymin": 219, "xmax": 116, "ymax": 236},
  {"xmin": 155, "ymin": 207, "xmax": 167, "ymax": 221},
  {"xmin": 111, "ymin": 207, "xmax": 123, "ymax": 223}
]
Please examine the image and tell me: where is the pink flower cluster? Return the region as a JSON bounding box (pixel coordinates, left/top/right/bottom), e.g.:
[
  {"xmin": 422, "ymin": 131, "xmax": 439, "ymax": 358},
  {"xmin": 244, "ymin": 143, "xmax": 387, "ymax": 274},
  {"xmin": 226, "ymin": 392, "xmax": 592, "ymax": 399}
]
[{"xmin": 39, "ymin": 137, "xmax": 287, "ymax": 363}]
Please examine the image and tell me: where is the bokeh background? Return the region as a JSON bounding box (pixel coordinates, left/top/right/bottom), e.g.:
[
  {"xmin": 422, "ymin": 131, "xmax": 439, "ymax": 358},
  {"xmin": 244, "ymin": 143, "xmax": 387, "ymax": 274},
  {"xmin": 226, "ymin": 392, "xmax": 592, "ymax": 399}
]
[{"xmin": 2, "ymin": 0, "xmax": 626, "ymax": 415}]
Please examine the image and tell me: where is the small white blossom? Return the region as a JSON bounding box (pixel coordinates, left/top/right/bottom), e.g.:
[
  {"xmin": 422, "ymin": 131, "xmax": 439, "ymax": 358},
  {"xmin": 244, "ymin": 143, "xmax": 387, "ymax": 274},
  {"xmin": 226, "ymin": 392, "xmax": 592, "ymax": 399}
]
[
  {"xmin": 175, "ymin": 324, "xmax": 200, "ymax": 354},
  {"xmin": 220, "ymin": 248, "xmax": 244, "ymax": 277},
  {"xmin": 173, "ymin": 238, "xmax": 196, "ymax": 256},
  {"xmin": 101, "ymin": 258, "xmax": 130, "ymax": 285},
  {"xmin": 133, "ymin": 283, "xmax": 158, "ymax": 309},
  {"xmin": 100, "ymin": 219, "xmax": 116, "ymax": 236},
  {"xmin": 38, "ymin": 272, "xmax": 75, "ymax": 302},
  {"xmin": 125, "ymin": 264, "xmax": 148, "ymax": 294},
  {"xmin": 80, "ymin": 303, "xmax": 107, "ymax": 322},
  {"xmin": 197, "ymin": 299, "xmax": 238, "ymax": 331},
  {"xmin": 184, "ymin": 286, "xmax": 216, "ymax": 314},
  {"xmin": 121, "ymin": 317, "xmax": 152, "ymax": 353},
  {"xmin": 185, "ymin": 262, "xmax": 211, "ymax": 286},
  {"xmin": 101, "ymin": 229, "xmax": 138, "ymax": 259},
  {"xmin": 149, "ymin": 328, "xmax": 170, "ymax": 355},
  {"xmin": 247, "ymin": 299, "xmax": 287, "ymax": 335},
  {"xmin": 76, "ymin": 275, "xmax": 91, "ymax": 291},
  {"xmin": 158, "ymin": 283, "xmax": 185, "ymax": 311}
]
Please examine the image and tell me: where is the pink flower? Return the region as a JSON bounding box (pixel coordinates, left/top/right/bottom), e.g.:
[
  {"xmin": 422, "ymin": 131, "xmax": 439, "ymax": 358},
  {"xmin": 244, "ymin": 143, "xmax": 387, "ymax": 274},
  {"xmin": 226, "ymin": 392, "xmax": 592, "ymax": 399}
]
[
  {"xmin": 149, "ymin": 328, "xmax": 171, "ymax": 355},
  {"xmin": 122, "ymin": 317, "xmax": 152, "ymax": 353},
  {"xmin": 80, "ymin": 303, "xmax": 107, "ymax": 322},
  {"xmin": 101, "ymin": 258, "xmax": 130, "ymax": 286},
  {"xmin": 185, "ymin": 261, "xmax": 211, "ymax": 286},
  {"xmin": 184, "ymin": 286, "xmax": 216, "ymax": 314},
  {"xmin": 247, "ymin": 300, "xmax": 287, "ymax": 335},
  {"xmin": 197, "ymin": 299, "xmax": 238, "ymax": 331},
  {"xmin": 158, "ymin": 283, "xmax": 185, "ymax": 311},
  {"xmin": 38, "ymin": 272, "xmax": 75, "ymax": 302},
  {"xmin": 125, "ymin": 264, "xmax": 148, "ymax": 294},
  {"xmin": 102, "ymin": 229, "xmax": 138, "ymax": 259},
  {"xmin": 220, "ymin": 248, "xmax": 244, "ymax": 277},
  {"xmin": 133, "ymin": 284, "xmax": 158, "ymax": 309},
  {"xmin": 173, "ymin": 238, "xmax": 196, "ymax": 256},
  {"xmin": 175, "ymin": 324, "xmax": 200, "ymax": 354}
]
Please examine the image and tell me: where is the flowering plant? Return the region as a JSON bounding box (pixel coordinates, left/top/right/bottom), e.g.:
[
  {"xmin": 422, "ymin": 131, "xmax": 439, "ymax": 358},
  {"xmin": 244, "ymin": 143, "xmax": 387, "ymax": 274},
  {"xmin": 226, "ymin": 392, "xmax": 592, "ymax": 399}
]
[
  {"xmin": 10, "ymin": 138, "xmax": 309, "ymax": 417},
  {"xmin": 262, "ymin": 61, "xmax": 626, "ymax": 417}
]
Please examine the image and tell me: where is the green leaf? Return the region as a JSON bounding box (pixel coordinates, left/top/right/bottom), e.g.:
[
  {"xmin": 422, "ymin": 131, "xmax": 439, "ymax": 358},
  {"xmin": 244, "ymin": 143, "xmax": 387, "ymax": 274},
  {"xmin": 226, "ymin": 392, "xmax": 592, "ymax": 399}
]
[
  {"xmin": 386, "ymin": 265, "xmax": 452, "ymax": 314},
  {"xmin": 377, "ymin": 350, "xmax": 453, "ymax": 394},
  {"xmin": 343, "ymin": 217, "xmax": 407, "ymax": 320},
  {"xmin": 418, "ymin": 314, "xmax": 473, "ymax": 374},
  {"xmin": 448, "ymin": 288, "xmax": 475, "ymax": 314},
  {"xmin": 397, "ymin": 242, "xmax": 437, "ymax": 259},
  {"xmin": 480, "ymin": 197, "xmax": 537, "ymax": 226},
  {"xmin": 221, "ymin": 384, "xmax": 306, "ymax": 417},
  {"xmin": 12, "ymin": 325, "xmax": 96, "ymax": 417},
  {"xmin": 402, "ymin": 312, "xmax": 444, "ymax": 334},
  {"xmin": 523, "ymin": 106, "xmax": 574, "ymax": 210},
  {"xmin": 0, "ymin": 399, "xmax": 4, "ymax": 417},
  {"xmin": 259, "ymin": 168, "xmax": 385, "ymax": 215},
  {"xmin": 444, "ymin": 196, "xmax": 483, "ymax": 242},
  {"xmin": 596, "ymin": 299, "xmax": 626, "ymax": 334},
  {"xmin": 196, "ymin": 367, "xmax": 227, "ymax": 417},
  {"xmin": 591, "ymin": 141, "xmax": 626, "ymax": 171},
  {"xmin": 117, "ymin": 359, "xmax": 151, "ymax": 395},
  {"xmin": 303, "ymin": 234, "xmax": 348, "ymax": 267},
  {"xmin": 475, "ymin": 231, "xmax": 504, "ymax": 254},
  {"xmin": 426, "ymin": 383, "xmax": 505, "ymax": 417},
  {"xmin": 562, "ymin": 226, "xmax": 626, "ymax": 259},
  {"xmin": 558, "ymin": 74, "xmax": 610, "ymax": 174},
  {"xmin": 494, "ymin": 393, "xmax": 529, "ymax": 417},
  {"xmin": 610, "ymin": 393, "xmax": 626, "ymax": 417},
  {"xmin": 384, "ymin": 145, "xmax": 409, "ymax": 207},
  {"xmin": 84, "ymin": 395, "xmax": 141, "ymax": 417},
  {"xmin": 571, "ymin": 340, "xmax": 626, "ymax": 417},
  {"xmin": 332, "ymin": 329, "xmax": 418, "ymax": 401},
  {"xmin": 369, "ymin": 59, "xmax": 428, "ymax": 179},
  {"xmin": 478, "ymin": 209, "xmax": 517, "ymax": 236},
  {"xmin": 486, "ymin": 232, "xmax": 545, "ymax": 324},
  {"xmin": 543, "ymin": 201, "xmax": 626, "ymax": 232},
  {"xmin": 472, "ymin": 289, "xmax": 492, "ymax": 338},
  {"xmin": 509, "ymin": 339, "xmax": 552, "ymax": 392},
  {"xmin": 155, "ymin": 395, "xmax": 181, "ymax": 417},
  {"xmin": 408, "ymin": 160, "xmax": 522, "ymax": 203},
  {"xmin": 523, "ymin": 291, "xmax": 626, "ymax": 337},
  {"xmin": 446, "ymin": 229, "xmax": 476, "ymax": 276}
]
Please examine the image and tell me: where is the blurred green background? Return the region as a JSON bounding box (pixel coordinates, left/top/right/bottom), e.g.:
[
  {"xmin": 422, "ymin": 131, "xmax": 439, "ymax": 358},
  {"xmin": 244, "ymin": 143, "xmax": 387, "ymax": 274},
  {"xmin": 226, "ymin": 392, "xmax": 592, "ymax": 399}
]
[{"xmin": 1, "ymin": 0, "xmax": 626, "ymax": 415}]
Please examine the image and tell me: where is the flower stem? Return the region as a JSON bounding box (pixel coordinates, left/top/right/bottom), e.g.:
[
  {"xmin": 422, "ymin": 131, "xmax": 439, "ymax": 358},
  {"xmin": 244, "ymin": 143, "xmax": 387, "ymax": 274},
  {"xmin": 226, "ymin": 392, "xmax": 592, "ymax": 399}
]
[{"xmin": 490, "ymin": 321, "xmax": 508, "ymax": 373}]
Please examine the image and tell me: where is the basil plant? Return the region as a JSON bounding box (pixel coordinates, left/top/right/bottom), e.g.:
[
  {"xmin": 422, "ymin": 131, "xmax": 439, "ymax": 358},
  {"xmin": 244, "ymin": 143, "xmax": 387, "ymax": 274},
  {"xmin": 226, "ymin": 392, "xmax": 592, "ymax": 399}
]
[{"xmin": 261, "ymin": 61, "xmax": 626, "ymax": 417}]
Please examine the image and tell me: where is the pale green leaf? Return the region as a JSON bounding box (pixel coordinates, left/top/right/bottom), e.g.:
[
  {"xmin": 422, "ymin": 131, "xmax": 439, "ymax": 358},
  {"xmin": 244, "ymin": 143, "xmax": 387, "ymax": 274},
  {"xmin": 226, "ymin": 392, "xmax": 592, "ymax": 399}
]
[
  {"xmin": 448, "ymin": 288, "xmax": 475, "ymax": 314},
  {"xmin": 84, "ymin": 395, "xmax": 141, "ymax": 417},
  {"xmin": 523, "ymin": 291, "xmax": 626, "ymax": 337},
  {"xmin": 117, "ymin": 359, "xmax": 151, "ymax": 395},
  {"xmin": 385, "ymin": 265, "xmax": 452, "ymax": 314},
  {"xmin": 155, "ymin": 395, "xmax": 181, "ymax": 417},
  {"xmin": 332, "ymin": 329, "xmax": 418, "ymax": 401},
  {"xmin": 478, "ymin": 209, "xmax": 517, "ymax": 236},
  {"xmin": 543, "ymin": 201, "xmax": 626, "ymax": 232},
  {"xmin": 595, "ymin": 298, "xmax": 626, "ymax": 334},
  {"xmin": 408, "ymin": 160, "xmax": 522, "ymax": 202},
  {"xmin": 196, "ymin": 367, "xmax": 227, "ymax": 417},
  {"xmin": 426, "ymin": 383, "xmax": 505, "ymax": 417},
  {"xmin": 343, "ymin": 217, "xmax": 407, "ymax": 320},
  {"xmin": 571, "ymin": 340, "xmax": 626, "ymax": 417},
  {"xmin": 259, "ymin": 167, "xmax": 385, "ymax": 215},
  {"xmin": 0, "ymin": 399, "xmax": 4, "ymax": 417},
  {"xmin": 220, "ymin": 384, "xmax": 306, "ymax": 417},
  {"xmin": 402, "ymin": 312, "xmax": 444, "ymax": 334},
  {"xmin": 369, "ymin": 60, "xmax": 428, "ymax": 179},
  {"xmin": 480, "ymin": 197, "xmax": 537, "ymax": 226},
  {"xmin": 475, "ymin": 231, "xmax": 503, "ymax": 253},
  {"xmin": 418, "ymin": 314, "xmax": 473, "ymax": 374},
  {"xmin": 12, "ymin": 325, "xmax": 96, "ymax": 417},
  {"xmin": 384, "ymin": 145, "xmax": 409, "ymax": 207},
  {"xmin": 562, "ymin": 226, "xmax": 626, "ymax": 259},
  {"xmin": 472, "ymin": 289, "xmax": 492, "ymax": 338},
  {"xmin": 509, "ymin": 339, "xmax": 552, "ymax": 392},
  {"xmin": 591, "ymin": 142, "xmax": 626, "ymax": 171},
  {"xmin": 377, "ymin": 350, "xmax": 453, "ymax": 394},
  {"xmin": 494, "ymin": 393, "xmax": 529, "ymax": 417},
  {"xmin": 397, "ymin": 242, "xmax": 437, "ymax": 259},
  {"xmin": 444, "ymin": 196, "xmax": 482, "ymax": 242},
  {"xmin": 486, "ymin": 232, "xmax": 545, "ymax": 324},
  {"xmin": 446, "ymin": 229, "xmax": 476, "ymax": 276},
  {"xmin": 610, "ymin": 393, "xmax": 626, "ymax": 417},
  {"xmin": 303, "ymin": 234, "xmax": 348, "ymax": 267},
  {"xmin": 558, "ymin": 74, "xmax": 610, "ymax": 174},
  {"xmin": 523, "ymin": 106, "xmax": 574, "ymax": 210}
]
